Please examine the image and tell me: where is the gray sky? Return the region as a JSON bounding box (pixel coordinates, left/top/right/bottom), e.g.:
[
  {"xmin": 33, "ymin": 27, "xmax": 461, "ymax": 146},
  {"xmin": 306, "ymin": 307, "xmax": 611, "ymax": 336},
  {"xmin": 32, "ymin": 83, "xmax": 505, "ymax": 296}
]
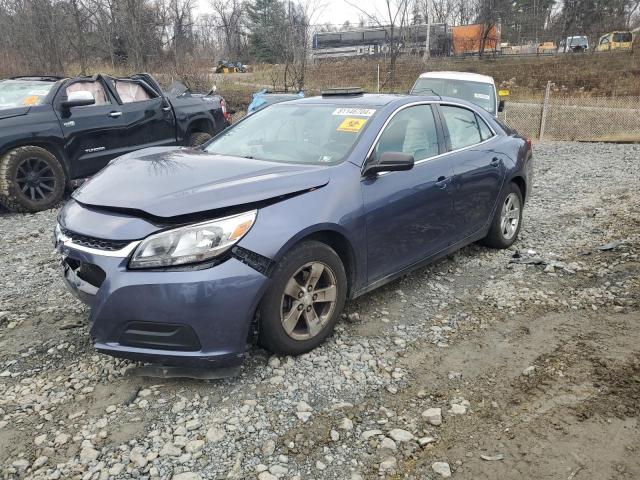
[{"xmin": 196, "ymin": 0, "xmax": 392, "ymax": 27}]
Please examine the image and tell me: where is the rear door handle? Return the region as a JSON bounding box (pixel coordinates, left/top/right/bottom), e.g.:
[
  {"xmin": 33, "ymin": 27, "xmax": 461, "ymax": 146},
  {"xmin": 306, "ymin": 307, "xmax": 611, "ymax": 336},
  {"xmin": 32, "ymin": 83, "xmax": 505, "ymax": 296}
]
[
  {"xmin": 435, "ymin": 176, "xmax": 450, "ymax": 189},
  {"xmin": 109, "ymin": 111, "xmax": 122, "ymax": 118}
]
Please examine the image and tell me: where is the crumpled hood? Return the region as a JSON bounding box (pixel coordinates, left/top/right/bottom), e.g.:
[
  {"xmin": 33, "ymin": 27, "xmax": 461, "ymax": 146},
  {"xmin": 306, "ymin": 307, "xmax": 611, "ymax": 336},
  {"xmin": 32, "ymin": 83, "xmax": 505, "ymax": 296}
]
[
  {"xmin": 73, "ymin": 147, "xmax": 331, "ymax": 218},
  {"xmin": 0, "ymin": 106, "xmax": 30, "ymax": 121}
]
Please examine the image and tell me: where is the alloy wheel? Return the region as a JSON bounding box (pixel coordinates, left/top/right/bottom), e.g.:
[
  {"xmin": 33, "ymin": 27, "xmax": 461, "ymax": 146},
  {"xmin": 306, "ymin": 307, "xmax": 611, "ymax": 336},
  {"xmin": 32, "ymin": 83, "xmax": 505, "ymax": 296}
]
[
  {"xmin": 15, "ymin": 157, "xmax": 56, "ymax": 202},
  {"xmin": 500, "ymin": 192, "xmax": 521, "ymax": 240},
  {"xmin": 280, "ymin": 262, "xmax": 338, "ymax": 341}
]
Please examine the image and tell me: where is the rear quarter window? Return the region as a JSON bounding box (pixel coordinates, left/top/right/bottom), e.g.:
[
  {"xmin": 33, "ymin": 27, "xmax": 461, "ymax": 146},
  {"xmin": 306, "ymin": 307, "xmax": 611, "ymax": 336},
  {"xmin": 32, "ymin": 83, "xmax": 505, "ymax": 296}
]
[
  {"xmin": 441, "ymin": 105, "xmax": 483, "ymax": 149},
  {"xmin": 476, "ymin": 114, "xmax": 494, "ymax": 141}
]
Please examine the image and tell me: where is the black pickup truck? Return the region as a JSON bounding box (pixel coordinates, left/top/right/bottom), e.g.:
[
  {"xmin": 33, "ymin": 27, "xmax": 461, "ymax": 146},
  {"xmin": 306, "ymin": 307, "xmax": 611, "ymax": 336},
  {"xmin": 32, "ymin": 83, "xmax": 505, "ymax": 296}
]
[{"xmin": 0, "ymin": 73, "xmax": 231, "ymax": 212}]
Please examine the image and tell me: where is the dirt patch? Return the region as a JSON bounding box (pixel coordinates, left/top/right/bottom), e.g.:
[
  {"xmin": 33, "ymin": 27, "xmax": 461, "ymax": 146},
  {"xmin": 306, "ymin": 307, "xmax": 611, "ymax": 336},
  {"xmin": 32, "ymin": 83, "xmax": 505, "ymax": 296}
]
[{"xmin": 577, "ymin": 354, "xmax": 640, "ymax": 421}]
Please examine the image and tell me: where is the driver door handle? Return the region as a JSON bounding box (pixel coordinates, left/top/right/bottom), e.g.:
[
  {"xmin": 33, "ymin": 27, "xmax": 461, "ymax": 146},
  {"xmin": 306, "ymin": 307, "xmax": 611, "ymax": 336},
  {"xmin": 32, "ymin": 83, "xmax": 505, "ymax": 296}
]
[
  {"xmin": 109, "ymin": 111, "xmax": 122, "ymax": 118},
  {"xmin": 435, "ymin": 176, "xmax": 450, "ymax": 189},
  {"xmin": 162, "ymin": 106, "xmax": 172, "ymax": 112}
]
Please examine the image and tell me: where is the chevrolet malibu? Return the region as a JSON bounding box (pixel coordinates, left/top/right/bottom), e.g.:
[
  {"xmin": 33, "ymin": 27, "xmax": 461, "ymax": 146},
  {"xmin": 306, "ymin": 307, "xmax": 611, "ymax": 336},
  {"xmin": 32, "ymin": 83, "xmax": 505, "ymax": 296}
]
[{"xmin": 55, "ymin": 90, "xmax": 533, "ymax": 368}]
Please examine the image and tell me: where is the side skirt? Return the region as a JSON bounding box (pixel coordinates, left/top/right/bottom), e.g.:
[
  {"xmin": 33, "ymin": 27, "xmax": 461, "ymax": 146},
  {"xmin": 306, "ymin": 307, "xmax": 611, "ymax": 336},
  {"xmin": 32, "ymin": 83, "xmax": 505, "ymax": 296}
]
[{"xmin": 350, "ymin": 227, "xmax": 488, "ymax": 299}]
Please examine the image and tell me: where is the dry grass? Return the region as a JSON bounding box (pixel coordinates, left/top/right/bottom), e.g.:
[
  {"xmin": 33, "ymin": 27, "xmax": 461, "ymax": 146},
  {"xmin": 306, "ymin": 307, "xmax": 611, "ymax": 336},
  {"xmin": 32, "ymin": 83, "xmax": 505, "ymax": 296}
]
[
  {"xmin": 3, "ymin": 49, "xmax": 637, "ymax": 108},
  {"xmin": 254, "ymin": 50, "xmax": 640, "ymax": 100}
]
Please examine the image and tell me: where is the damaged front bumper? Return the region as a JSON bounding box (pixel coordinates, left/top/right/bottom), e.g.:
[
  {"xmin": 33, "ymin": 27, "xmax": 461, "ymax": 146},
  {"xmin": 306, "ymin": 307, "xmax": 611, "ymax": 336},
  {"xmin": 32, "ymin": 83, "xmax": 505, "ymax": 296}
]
[{"xmin": 54, "ymin": 224, "xmax": 270, "ymax": 368}]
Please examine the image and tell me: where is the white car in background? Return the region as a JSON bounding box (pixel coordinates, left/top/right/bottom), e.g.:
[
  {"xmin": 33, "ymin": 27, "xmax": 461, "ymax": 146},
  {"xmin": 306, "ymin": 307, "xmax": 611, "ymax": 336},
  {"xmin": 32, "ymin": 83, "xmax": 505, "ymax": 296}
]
[{"xmin": 410, "ymin": 71, "xmax": 505, "ymax": 117}]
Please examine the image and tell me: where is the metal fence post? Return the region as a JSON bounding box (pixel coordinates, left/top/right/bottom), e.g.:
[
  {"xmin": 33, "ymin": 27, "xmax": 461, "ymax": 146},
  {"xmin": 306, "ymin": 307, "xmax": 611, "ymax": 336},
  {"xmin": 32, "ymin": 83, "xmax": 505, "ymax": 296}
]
[
  {"xmin": 539, "ymin": 81, "xmax": 552, "ymax": 140},
  {"xmin": 377, "ymin": 64, "xmax": 380, "ymax": 93}
]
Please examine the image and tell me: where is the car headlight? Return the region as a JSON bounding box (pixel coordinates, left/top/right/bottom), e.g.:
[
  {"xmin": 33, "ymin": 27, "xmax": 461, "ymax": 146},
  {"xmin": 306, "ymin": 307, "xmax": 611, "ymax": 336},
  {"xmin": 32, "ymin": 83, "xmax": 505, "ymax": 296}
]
[{"xmin": 129, "ymin": 210, "xmax": 257, "ymax": 269}]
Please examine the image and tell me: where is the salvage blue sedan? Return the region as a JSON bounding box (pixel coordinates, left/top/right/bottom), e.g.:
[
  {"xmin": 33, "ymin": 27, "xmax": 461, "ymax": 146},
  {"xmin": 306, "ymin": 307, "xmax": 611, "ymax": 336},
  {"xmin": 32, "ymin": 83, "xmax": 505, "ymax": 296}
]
[{"xmin": 55, "ymin": 90, "xmax": 533, "ymax": 368}]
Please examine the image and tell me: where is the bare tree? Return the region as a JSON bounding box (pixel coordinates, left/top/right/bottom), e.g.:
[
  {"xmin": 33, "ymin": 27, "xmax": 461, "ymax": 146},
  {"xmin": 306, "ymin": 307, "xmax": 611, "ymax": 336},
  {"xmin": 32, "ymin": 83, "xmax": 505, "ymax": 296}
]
[
  {"xmin": 284, "ymin": 0, "xmax": 324, "ymax": 91},
  {"xmin": 91, "ymin": 0, "xmax": 120, "ymax": 68},
  {"xmin": 476, "ymin": 0, "xmax": 506, "ymax": 56},
  {"xmin": 430, "ymin": 0, "xmax": 457, "ymax": 24},
  {"xmin": 210, "ymin": 0, "xmax": 246, "ymax": 60},
  {"xmin": 457, "ymin": 0, "xmax": 477, "ymax": 25},
  {"xmin": 345, "ymin": 0, "xmax": 412, "ymax": 90},
  {"xmin": 67, "ymin": 0, "xmax": 94, "ymax": 74},
  {"xmin": 167, "ymin": 0, "xmax": 196, "ymax": 67}
]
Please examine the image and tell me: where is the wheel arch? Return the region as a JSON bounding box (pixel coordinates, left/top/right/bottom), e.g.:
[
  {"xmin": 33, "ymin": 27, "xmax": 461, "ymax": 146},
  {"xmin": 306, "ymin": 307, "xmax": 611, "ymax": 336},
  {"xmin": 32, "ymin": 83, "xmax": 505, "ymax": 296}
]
[
  {"xmin": 269, "ymin": 225, "xmax": 359, "ymax": 298},
  {"xmin": 186, "ymin": 117, "xmax": 215, "ymax": 136},
  {"xmin": 1, "ymin": 140, "xmax": 70, "ymax": 180},
  {"xmin": 509, "ymin": 175, "xmax": 527, "ymax": 203}
]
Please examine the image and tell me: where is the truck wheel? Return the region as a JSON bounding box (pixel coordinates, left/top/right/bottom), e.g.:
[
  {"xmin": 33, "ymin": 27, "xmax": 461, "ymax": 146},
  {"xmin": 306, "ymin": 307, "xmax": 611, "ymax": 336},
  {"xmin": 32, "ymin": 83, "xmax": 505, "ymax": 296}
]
[
  {"xmin": 189, "ymin": 132, "xmax": 212, "ymax": 146},
  {"xmin": 0, "ymin": 146, "xmax": 66, "ymax": 213}
]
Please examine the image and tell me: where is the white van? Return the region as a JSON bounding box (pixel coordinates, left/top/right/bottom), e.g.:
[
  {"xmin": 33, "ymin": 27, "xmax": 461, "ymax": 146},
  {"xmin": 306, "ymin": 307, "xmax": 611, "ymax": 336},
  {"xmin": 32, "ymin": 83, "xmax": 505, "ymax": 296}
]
[
  {"xmin": 558, "ymin": 36, "xmax": 589, "ymax": 53},
  {"xmin": 410, "ymin": 71, "xmax": 504, "ymax": 117}
]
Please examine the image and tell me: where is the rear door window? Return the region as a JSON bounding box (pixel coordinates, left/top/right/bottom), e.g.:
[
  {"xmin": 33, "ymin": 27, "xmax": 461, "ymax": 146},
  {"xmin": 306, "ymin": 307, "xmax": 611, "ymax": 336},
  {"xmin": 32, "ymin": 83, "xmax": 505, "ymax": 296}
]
[
  {"xmin": 113, "ymin": 80, "xmax": 154, "ymax": 103},
  {"xmin": 440, "ymin": 105, "xmax": 485, "ymax": 150}
]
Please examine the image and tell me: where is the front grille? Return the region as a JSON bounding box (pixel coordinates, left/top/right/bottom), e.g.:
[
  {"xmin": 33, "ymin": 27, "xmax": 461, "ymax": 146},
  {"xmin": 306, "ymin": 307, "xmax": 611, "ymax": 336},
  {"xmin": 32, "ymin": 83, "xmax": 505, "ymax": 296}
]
[
  {"xmin": 64, "ymin": 257, "xmax": 106, "ymax": 288},
  {"xmin": 62, "ymin": 228, "xmax": 132, "ymax": 251}
]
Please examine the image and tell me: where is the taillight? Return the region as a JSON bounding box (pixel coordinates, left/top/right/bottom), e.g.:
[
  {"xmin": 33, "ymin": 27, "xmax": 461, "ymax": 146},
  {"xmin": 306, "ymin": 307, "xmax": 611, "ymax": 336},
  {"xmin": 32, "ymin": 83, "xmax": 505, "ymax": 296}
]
[
  {"xmin": 525, "ymin": 138, "xmax": 533, "ymax": 151},
  {"xmin": 221, "ymin": 99, "xmax": 231, "ymax": 123}
]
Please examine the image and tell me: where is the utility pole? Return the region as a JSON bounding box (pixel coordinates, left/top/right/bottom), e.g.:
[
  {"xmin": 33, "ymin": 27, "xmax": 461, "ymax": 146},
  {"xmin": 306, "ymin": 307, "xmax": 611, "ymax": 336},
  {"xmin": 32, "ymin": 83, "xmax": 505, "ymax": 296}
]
[{"xmin": 423, "ymin": 0, "xmax": 431, "ymax": 60}]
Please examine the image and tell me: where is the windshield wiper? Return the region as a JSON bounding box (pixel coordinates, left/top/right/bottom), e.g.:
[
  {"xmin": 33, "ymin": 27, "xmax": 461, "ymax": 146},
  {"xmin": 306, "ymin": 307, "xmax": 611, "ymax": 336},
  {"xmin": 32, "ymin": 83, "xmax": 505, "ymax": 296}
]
[{"xmin": 414, "ymin": 87, "xmax": 442, "ymax": 99}]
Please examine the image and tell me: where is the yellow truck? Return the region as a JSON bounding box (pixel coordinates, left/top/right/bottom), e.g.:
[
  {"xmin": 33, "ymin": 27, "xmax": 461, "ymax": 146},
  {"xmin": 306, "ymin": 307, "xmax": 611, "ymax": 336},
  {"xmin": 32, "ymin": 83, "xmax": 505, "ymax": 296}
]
[{"xmin": 596, "ymin": 31, "xmax": 634, "ymax": 52}]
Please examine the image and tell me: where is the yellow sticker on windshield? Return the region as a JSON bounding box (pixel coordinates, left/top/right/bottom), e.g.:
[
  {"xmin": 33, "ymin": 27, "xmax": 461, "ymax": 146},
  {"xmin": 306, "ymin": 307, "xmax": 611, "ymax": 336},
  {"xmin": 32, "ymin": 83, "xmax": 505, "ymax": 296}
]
[
  {"xmin": 22, "ymin": 95, "xmax": 40, "ymax": 106},
  {"xmin": 337, "ymin": 117, "xmax": 367, "ymax": 133}
]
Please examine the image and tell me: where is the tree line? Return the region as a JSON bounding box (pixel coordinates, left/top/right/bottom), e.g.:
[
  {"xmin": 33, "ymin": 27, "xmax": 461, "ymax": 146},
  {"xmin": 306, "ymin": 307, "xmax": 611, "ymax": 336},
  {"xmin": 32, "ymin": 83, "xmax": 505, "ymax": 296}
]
[{"xmin": 0, "ymin": 0, "xmax": 638, "ymax": 81}]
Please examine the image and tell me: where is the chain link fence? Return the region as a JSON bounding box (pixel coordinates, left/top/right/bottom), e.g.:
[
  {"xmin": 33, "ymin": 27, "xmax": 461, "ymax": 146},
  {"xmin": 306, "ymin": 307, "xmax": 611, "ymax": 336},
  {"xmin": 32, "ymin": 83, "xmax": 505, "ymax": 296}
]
[
  {"xmin": 499, "ymin": 90, "xmax": 640, "ymax": 142},
  {"xmin": 228, "ymin": 88, "xmax": 640, "ymax": 143}
]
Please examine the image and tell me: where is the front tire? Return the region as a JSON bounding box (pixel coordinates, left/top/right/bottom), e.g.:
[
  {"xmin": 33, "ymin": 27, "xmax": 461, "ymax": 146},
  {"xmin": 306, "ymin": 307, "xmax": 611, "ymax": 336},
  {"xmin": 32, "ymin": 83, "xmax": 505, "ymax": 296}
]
[
  {"xmin": 188, "ymin": 132, "xmax": 212, "ymax": 146},
  {"xmin": 480, "ymin": 182, "xmax": 523, "ymax": 249},
  {"xmin": 258, "ymin": 241, "xmax": 347, "ymax": 355},
  {"xmin": 0, "ymin": 146, "xmax": 66, "ymax": 213}
]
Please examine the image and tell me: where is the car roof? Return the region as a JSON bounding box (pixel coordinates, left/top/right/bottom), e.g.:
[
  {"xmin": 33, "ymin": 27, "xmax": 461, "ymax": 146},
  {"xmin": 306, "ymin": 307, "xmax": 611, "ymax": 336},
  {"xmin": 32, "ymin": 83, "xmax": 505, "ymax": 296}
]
[
  {"xmin": 274, "ymin": 93, "xmax": 489, "ymax": 115},
  {"xmin": 286, "ymin": 93, "xmax": 414, "ymax": 107},
  {"xmin": 418, "ymin": 71, "xmax": 495, "ymax": 84}
]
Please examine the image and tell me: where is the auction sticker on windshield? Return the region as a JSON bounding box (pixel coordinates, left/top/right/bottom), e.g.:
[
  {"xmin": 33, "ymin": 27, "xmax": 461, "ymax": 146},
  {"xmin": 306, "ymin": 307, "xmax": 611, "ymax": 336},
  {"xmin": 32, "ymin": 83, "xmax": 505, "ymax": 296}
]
[
  {"xmin": 333, "ymin": 108, "xmax": 376, "ymax": 117},
  {"xmin": 337, "ymin": 117, "xmax": 367, "ymax": 132}
]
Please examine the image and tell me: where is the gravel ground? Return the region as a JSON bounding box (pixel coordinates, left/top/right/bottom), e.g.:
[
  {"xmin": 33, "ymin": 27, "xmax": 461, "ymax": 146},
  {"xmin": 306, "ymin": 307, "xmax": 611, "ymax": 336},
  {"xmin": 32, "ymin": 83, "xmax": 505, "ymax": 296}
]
[{"xmin": 0, "ymin": 142, "xmax": 639, "ymax": 480}]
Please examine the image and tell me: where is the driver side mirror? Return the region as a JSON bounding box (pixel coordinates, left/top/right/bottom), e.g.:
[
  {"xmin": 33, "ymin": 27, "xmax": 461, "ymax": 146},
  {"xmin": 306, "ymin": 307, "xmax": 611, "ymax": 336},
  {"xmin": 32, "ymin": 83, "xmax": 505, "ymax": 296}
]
[
  {"xmin": 63, "ymin": 90, "xmax": 95, "ymax": 110},
  {"xmin": 363, "ymin": 151, "xmax": 414, "ymax": 177}
]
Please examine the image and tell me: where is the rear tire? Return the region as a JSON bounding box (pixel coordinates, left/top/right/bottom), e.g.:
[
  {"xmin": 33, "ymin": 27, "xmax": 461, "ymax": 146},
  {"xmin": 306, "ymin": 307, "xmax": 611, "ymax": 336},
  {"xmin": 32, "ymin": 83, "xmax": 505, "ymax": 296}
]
[
  {"xmin": 188, "ymin": 132, "xmax": 212, "ymax": 146},
  {"xmin": 480, "ymin": 182, "xmax": 523, "ymax": 249},
  {"xmin": 258, "ymin": 241, "xmax": 347, "ymax": 355},
  {"xmin": 0, "ymin": 146, "xmax": 65, "ymax": 213}
]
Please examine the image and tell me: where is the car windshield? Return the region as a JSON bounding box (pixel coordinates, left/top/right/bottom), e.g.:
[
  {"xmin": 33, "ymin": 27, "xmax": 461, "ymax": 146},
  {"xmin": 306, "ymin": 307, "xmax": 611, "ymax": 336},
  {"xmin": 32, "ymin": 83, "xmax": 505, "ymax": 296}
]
[
  {"xmin": 205, "ymin": 104, "xmax": 376, "ymax": 164},
  {"xmin": 0, "ymin": 80, "xmax": 54, "ymax": 110},
  {"xmin": 411, "ymin": 78, "xmax": 496, "ymax": 113},
  {"xmin": 568, "ymin": 36, "xmax": 588, "ymax": 46}
]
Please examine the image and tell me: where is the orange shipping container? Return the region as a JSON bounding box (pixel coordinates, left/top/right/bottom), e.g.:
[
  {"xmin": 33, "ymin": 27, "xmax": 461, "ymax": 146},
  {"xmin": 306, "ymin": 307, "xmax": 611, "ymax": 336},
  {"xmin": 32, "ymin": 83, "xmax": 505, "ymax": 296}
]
[{"xmin": 452, "ymin": 24, "xmax": 500, "ymax": 55}]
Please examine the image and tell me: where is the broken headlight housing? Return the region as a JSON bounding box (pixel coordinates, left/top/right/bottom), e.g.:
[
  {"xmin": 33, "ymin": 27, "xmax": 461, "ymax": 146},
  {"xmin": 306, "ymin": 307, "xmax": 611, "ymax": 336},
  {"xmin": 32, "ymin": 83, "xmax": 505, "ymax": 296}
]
[{"xmin": 129, "ymin": 210, "xmax": 256, "ymax": 269}]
